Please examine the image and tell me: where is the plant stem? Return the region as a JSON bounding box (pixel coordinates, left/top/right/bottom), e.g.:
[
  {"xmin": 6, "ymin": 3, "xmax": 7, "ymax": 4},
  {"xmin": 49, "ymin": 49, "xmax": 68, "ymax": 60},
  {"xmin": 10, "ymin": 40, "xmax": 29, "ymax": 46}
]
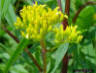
[
  {"xmin": 72, "ymin": 1, "xmax": 96, "ymax": 23},
  {"xmin": 2, "ymin": 26, "xmax": 42, "ymax": 72},
  {"xmin": 61, "ymin": 0, "xmax": 70, "ymax": 73},
  {"xmin": 65, "ymin": 0, "xmax": 70, "ymax": 16},
  {"xmin": 61, "ymin": 54, "xmax": 69, "ymax": 73},
  {"xmin": 57, "ymin": 0, "xmax": 70, "ymax": 73},
  {"xmin": 2, "ymin": 27, "xmax": 19, "ymax": 43},
  {"xmin": 62, "ymin": 0, "xmax": 70, "ymax": 30},
  {"xmin": 57, "ymin": 0, "xmax": 62, "ymax": 11},
  {"xmin": 40, "ymin": 40, "xmax": 47, "ymax": 73}
]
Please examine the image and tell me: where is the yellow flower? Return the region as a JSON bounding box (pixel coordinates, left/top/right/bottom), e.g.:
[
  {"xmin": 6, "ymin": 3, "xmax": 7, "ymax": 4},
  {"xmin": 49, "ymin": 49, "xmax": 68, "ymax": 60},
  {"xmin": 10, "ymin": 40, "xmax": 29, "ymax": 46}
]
[
  {"xmin": 14, "ymin": 2, "xmax": 66, "ymax": 41},
  {"xmin": 76, "ymin": 35, "xmax": 83, "ymax": 43},
  {"xmin": 14, "ymin": 2, "xmax": 82, "ymax": 44},
  {"xmin": 14, "ymin": 17, "xmax": 23, "ymax": 29},
  {"xmin": 54, "ymin": 25, "xmax": 83, "ymax": 44}
]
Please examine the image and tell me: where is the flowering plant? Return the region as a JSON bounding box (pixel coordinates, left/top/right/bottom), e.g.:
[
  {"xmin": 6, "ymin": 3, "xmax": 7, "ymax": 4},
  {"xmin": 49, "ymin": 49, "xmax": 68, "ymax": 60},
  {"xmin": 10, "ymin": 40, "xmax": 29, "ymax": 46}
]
[
  {"xmin": 15, "ymin": 2, "xmax": 83, "ymax": 44},
  {"xmin": 13, "ymin": 3, "xmax": 83, "ymax": 72},
  {"xmin": 1, "ymin": 1, "xmax": 87, "ymax": 73}
]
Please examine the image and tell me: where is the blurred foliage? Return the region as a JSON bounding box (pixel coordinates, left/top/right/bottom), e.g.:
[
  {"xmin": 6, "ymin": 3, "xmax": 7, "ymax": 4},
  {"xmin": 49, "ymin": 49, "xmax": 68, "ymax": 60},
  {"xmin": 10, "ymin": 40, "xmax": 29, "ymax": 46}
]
[{"xmin": 0, "ymin": 0, "xmax": 96, "ymax": 73}]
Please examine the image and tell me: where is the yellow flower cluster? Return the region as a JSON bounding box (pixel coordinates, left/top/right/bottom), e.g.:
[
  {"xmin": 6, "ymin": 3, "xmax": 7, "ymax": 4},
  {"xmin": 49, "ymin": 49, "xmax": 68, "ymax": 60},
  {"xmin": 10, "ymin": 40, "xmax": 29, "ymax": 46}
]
[
  {"xmin": 14, "ymin": 2, "xmax": 65, "ymax": 41},
  {"xmin": 54, "ymin": 25, "xmax": 83, "ymax": 44},
  {"xmin": 14, "ymin": 2, "xmax": 82, "ymax": 43}
]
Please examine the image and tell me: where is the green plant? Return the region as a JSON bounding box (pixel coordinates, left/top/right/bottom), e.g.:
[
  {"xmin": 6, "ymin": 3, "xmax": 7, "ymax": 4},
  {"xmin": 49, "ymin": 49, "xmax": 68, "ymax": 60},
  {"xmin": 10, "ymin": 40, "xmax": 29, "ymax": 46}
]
[{"xmin": 0, "ymin": 0, "xmax": 96, "ymax": 73}]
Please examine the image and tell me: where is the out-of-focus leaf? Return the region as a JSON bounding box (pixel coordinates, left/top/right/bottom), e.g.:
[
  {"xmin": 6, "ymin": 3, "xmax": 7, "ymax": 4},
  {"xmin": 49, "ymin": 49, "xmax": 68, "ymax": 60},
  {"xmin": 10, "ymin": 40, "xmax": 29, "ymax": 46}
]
[
  {"xmin": 0, "ymin": 53, "xmax": 10, "ymax": 60},
  {"xmin": 0, "ymin": 63, "xmax": 5, "ymax": 72},
  {"xmin": 5, "ymin": 4, "xmax": 16, "ymax": 28},
  {"xmin": 36, "ymin": 0, "xmax": 57, "ymax": 9},
  {"xmin": 26, "ymin": 0, "xmax": 34, "ymax": 5},
  {"xmin": 70, "ymin": 0, "xmax": 76, "ymax": 12},
  {"xmin": 47, "ymin": 62, "xmax": 51, "ymax": 73},
  {"xmin": 0, "ymin": 43, "xmax": 10, "ymax": 53},
  {"xmin": 22, "ymin": 52, "xmax": 39, "ymax": 73},
  {"xmin": 76, "ymin": 6, "xmax": 95, "ymax": 30},
  {"xmin": 51, "ymin": 43, "xmax": 69, "ymax": 73},
  {"xmin": 4, "ymin": 38, "xmax": 29, "ymax": 73},
  {"xmin": 0, "ymin": 0, "xmax": 2, "ymax": 23},
  {"xmin": 10, "ymin": 64, "xmax": 28, "ymax": 73},
  {"xmin": 11, "ymin": 0, "xmax": 16, "ymax": 4},
  {"xmin": 0, "ymin": 0, "xmax": 11, "ymax": 19}
]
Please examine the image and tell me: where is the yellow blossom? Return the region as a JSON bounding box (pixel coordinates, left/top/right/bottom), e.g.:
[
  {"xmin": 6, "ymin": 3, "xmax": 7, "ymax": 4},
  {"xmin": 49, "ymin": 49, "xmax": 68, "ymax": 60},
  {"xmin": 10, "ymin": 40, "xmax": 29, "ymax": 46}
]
[
  {"xmin": 14, "ymin": 2, "xmax": 82, "ymax": 43},
  {"xmin": 54, "ymin": 25, "xmax": 83, "ymax": 44},
  {"xmin": 14, "ymin": 2, "xmax": 66, "ymax": 41}
]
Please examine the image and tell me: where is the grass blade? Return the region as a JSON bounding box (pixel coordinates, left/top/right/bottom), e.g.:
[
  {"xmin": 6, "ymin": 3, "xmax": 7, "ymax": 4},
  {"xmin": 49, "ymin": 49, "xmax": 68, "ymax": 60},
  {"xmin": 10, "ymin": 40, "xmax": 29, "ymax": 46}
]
[
  {"xmin": 4, "ymin": 38, "xmax": 29, "ymax": 73},
  {"xmin": 5, "ymin": 4, "xmax": 16, "ymax": 28},
  {"xmin": 0, "ymin": 0, "xmax": 11, "ymax": 21}
]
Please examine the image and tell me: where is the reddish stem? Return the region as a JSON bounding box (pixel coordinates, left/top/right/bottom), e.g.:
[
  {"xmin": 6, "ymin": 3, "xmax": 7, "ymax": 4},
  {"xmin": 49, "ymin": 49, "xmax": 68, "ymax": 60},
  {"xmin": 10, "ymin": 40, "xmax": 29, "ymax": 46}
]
[
  {"xmin": 62, "ymin": 0, "xmax": 70, "ymax": 73},
  {"xmin": 57, "ymin": 0, "xmax": 62, "ymax": 11},
  {"xmin": 61, "ymin": 54, "xmax": 69, "ymax": 73},
  {"xmin": 57, "ymin": 0, "xmax": 70, "ymax": 73},
  {"xmin": 3, "ymin": 27, "xmax": 19, "ymax": 43},
  {"xmin": 65, "ymin": 0, "xmax": 70, "ymax": 16},
  {"xmin": 62, "ymin": 0, "xmax": 70, "ymax": 30}
]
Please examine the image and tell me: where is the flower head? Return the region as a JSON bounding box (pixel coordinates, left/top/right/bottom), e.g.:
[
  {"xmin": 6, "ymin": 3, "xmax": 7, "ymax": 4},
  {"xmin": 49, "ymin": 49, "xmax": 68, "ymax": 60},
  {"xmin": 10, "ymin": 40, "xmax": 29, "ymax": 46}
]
[
  {"xmin": 14, "ymin": 2, "xmax": 82, "ymax": 44},
  {"xmin": 14, "ymin": 2, "xmax": 65, "ymax": 41},
  {"xmin": 53, "ymin": 25, "xmax": 83, "ymax": 44}
]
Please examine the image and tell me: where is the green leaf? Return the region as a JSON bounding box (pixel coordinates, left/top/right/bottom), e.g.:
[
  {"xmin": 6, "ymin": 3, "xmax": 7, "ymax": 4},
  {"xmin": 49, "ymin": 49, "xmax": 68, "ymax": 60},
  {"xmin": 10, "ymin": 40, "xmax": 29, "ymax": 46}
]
[
  {"xmin": 0, "ymin": 0, "xmax": 11, "ymax": 18},
  {"xmin": 2, "ymin": 0, "xmax": 11, "ymax": 16},
  {"xmin": 4, "ymin": 38, "xmax": 29, "ymax": 73},
  {"xmin": 51, "ymin": 43, "xmax": 69, "ymax": 73},
  {"xmin": 0, "ymin": 53, "xmax": 10, "ymax": 60},
  {"xmin": 75, "ymin": 6, "xmax": 95, "ymax": 30},
  {"xmin": 5, "ymin": 4, "xmax": 16, "ymax": 28},
  {"xmin": 10, "ymin": 64, "xmax": 29, "ymax": 73},
  {"xmin": 0, "ymin": 43, "xmax": 10, "ymax": 53},
  {"xmin": 0, "ymin": 0, "xmax": 2, "ymax": 23},
  {"xmin": 26, "ymin": 0, "xmax": 34, "ymax": 5},
  {"xmin": 47, "ymin": 62, "xmax": 51, "ymax": 73}
]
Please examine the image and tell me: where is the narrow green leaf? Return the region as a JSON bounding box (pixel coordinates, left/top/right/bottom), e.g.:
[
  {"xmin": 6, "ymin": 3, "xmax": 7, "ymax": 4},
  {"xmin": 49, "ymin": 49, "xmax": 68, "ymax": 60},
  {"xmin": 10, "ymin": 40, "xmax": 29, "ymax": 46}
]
[
  {"xmin": 4, "ymin": 38, "xmax": 29, "ymax": 73},
  {"xmin": 51, "ymin": 43, "xmax": 69, "ymax": 73},
  {"xmin": 0, "ymin": 0, "xmax": 11, "ymax": 21},
  {"xmin": 0, "ymin": 0, "xmax": 5, "ymax": 10},
  {"xmin": 0, "ymin": 0, "xmax": 2, "ymax": 23},
  {"xmin": 5, "ymin": 4, "xmax": 16, "ymax": 28},
  {"xmin": 2, "ymin": 0, "xmax": 11, "ymax": 16}
]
